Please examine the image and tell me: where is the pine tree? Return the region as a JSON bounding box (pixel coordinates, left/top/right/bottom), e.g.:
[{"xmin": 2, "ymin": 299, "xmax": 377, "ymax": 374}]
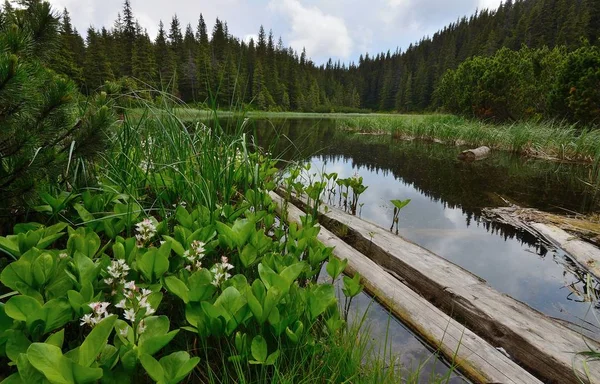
[
  {"xmin": 132, "ymin": 27, "xmax": 157, "ymax": 87},
  {"xmin": 84, "ymin": 27, "xmax": 113, "ymax": 91},
  {"xmin": 48, "ymin": 8, "xmax": 82, "ymax": 83},
  {"xmin": 0, "ymin": 0, "xmax": 115, "ymax": 225},
  {"xmin": 155, "ymin": 21, "xmax": 176, "ymax": 92},
  {"xmin": 195, "ymin": 14, "xmax": 211, "ymax": 103}
]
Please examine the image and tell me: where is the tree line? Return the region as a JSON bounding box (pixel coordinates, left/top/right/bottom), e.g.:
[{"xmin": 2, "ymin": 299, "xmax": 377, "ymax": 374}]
[{"xmin": 13, "ymin": 0, "xmax": 600, "ymax": 121}]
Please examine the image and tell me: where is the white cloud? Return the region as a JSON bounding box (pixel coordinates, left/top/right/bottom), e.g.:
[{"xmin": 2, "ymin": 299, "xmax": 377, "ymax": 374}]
[
  {"xmin": 269, "ymin": 0, "xmax": 353, "ymax": 60},
  {"xmin": 478, "ymin": 0, "xmax": 503, "ymax": 10},
  {"xmin": 244, "ymin": 33, "xmax": 259, "ymax": 44}
]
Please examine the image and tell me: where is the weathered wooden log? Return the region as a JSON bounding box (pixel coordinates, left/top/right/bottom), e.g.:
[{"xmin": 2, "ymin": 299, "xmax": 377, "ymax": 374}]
[
  {"xmin": 280, "ymin": 192, "xmax": 600, "ymax": 384},
  {"xmin": 458, "ymin": 146, "xmax": 491, "ymax": 161},
  {"xmin": 269, "ymin": 191, "xmax": 542, "ymax": 384},
  {"xmin": 482, "ymin": 206, "xmax": 600, "ymax": 279}
]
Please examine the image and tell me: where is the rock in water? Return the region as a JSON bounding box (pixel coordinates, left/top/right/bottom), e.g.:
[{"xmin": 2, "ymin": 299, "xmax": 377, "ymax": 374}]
[{"xmin": 458, "ymin": 146, "xmax": 491, "ymax": 161}]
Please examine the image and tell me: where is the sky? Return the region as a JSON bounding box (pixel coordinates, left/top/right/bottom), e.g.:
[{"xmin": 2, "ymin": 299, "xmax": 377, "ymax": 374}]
[{"xmin": 46, "ymin": 0, "xmax": 504, "ymax": 64}]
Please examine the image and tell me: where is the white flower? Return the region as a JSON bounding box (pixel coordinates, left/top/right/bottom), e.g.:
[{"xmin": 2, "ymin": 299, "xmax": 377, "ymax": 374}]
[
  {"xmin": 185, "ymin": 265, "xmax": 192, "ymax": 272},
  {"xmin": 124, "ymin": 281, "xmax": 136, "ymax": 291},
  {"xmin": 119, "ymin": 327, "xmax": 129, "ymax": 337},
  {"xmin": 80, "ymin": 314, "xmax": 94, "ymax": 326},
  {"xmin": 143, "ymin": 302, "xmax": 155, "ymax": 316},
  {"xmin": 89, "ymin": 302, "xmax": 110, "ymax": 317},
  {"xmin": 104, "ymin": 278, "xmax": 114, "ymax": 285},
  {"xmin": 137, "ymin": 320, "xmax": 147, "ymax": 334},
  {"xmin": 124, "ymin": 308, "xmax": 136, "ymax": 322},
  {"xmin": 135, "ymin": 218, "xmax": 157, "ymax": 246},
  {"xmin": 141, "ymin": 289, "xmax": 152, "ymax": 297},
  {"xmin": 116, "ymin": 299, "xmax": 126, "ymax": 309},
  {"xmin": 59, "ymin": 253, "xmax": 68, "ymax": 259}
]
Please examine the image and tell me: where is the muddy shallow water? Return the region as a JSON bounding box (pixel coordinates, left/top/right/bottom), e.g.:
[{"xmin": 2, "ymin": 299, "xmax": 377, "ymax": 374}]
[{"xmin": 226, "ymin": 116, "xmax": 600, "ymax": 381}]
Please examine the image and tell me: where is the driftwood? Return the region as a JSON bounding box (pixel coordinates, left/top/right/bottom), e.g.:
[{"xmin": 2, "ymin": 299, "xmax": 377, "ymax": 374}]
[
  {"xmin": 482, "ymin": 206, "xmax": 600, "ymax": 280},
  {"xmin": 269, "ymin": 192, "xmax": 542, "ymax": 384},
  {"xmin": 458, "ymin": 146, "xmax": 491, "ymax": 161},
  {"xmin": 281, "ymin": 192, "xmax": 600, "ymax": 384}
]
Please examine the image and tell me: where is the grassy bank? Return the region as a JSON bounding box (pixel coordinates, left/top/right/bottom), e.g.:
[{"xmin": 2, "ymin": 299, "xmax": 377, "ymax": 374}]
[
  {"xmin": 337, "ymin": 114, "xmax": 600, "ymax": 163},
  {"xmin": 0, "ymin": 103, "xmax": 458, "ymax": 383}
]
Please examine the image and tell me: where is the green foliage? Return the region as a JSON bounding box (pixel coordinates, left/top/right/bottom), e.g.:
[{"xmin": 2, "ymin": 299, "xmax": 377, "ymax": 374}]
[{"xmin": 0, "ymin": 1, "xmax": 115, "ymax": 231}]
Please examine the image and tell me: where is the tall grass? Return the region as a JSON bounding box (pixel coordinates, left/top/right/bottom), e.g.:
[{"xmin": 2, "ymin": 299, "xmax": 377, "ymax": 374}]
[
  {"xmin": 337, "ymin": 114, "xmax": 600, "ymax": 163},
  {"xmin": 94, "ymin": 99, "xmax": 461, "ymax": 383},
  {"xmin": 101, "ymin": 99, "xmax": 258, "ymax": 219}
]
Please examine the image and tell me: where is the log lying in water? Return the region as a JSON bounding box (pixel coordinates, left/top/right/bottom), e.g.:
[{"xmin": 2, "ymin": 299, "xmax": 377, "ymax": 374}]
[
  {"xmin": 269, "ymin": 192, "xmax": 542, "ymax": 384},
  {"xmin": 482, "ymin": 206, "xmax": 600, "ymax": 280},
  {"xmin": 458, "ymin": 146, "xmax": 491, "ymax": 161},
  {"xmin": 280, "ymin": 193, "xmax": 600, "ymax": 384}
]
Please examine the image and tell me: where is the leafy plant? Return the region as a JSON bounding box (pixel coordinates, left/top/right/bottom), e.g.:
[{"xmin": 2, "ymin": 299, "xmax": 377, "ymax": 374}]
[{"xmin": 390, "ymin": 199, "xmax": 411, "ymax": 235}]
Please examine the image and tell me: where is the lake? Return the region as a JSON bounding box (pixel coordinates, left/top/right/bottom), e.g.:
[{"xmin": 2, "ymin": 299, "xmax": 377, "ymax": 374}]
[{"xmin": 226, "ymin": 116, "xmax": 600, "ymax": 382}]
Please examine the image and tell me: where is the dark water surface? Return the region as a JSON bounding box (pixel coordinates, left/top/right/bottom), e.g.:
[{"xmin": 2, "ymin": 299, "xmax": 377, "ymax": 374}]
[{"xmin": 233, "ymin": 117, "xmax": 600, "ymax": 381}]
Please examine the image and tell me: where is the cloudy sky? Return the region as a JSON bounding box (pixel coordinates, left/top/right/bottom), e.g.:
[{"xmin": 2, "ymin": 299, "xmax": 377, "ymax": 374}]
[{"xmin": 46, "ymin": 0, "xmax": 503, "ymax": 64}]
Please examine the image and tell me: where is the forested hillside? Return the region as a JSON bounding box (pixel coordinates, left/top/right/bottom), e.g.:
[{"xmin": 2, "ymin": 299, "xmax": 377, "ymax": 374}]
[{"xmin": 15, "ymin": 0, "xmax": 600, "ymax": 120}]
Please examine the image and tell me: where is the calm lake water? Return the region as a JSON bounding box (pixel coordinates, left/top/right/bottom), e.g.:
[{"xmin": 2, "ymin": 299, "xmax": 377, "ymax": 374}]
[{"xmin": 226, "ymin": 116, "xmax": 600, "ymax": 381}]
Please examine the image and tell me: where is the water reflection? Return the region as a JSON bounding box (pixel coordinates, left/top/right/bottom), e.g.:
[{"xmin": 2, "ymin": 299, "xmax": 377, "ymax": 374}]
[{"xmin": 248, "ymin": 118, "xmax": 600, "ymax": 330}]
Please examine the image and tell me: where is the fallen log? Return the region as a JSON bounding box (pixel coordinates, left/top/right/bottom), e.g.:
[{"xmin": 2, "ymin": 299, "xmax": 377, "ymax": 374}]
[
  {"xmin": 281, "ymin": 192, "xmax": 600, "ymax": 384},
  {"xmin": 482, "ymin": 206, "xmax": 600, "ymax": 279},
  {"xmin": 269, "ymin": 192, "xmax": 542, "ymax": 384},
  {"xmin": 458, "ymin": 146, "xmax": 491, "ymax": 161}
]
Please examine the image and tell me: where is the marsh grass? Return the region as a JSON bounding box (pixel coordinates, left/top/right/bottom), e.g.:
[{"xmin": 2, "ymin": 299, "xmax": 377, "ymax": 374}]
[
  {"xmin": 338, "ymin": 114, "xmax": 600, "ymax": 163},
  {"xmin": 91, "ymin": 99, "xmax": 463, "ymax": 383}
]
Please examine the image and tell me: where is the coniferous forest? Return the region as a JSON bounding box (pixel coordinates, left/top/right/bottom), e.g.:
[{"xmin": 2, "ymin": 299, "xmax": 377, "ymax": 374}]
[{"xmin": 34, "ymin": 0, "xmax": 600, "ymax": 124}]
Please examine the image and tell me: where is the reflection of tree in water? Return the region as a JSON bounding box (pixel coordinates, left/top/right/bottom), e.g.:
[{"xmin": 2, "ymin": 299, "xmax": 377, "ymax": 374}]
[{"xmin": 245, "ymin": 119, "xmax": 600, "ymax": 323}]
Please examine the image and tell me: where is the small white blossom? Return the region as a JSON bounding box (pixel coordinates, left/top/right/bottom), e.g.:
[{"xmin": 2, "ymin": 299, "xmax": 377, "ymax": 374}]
[
  {"xmin": 59, "ymin": 252, "xmax": 68, "ymax": 259},
  {"xmin": 116, "ymin": 299, "xmax": 126, "ymax": 309},
  {"xmin": 210, "ymin": 257, "xmax": 234, "ymax": 287},
  {"xmin": 80, "ymin": 314, "xmax": 94, "ymax": 327},
  {"xmin": 135, "ymin": 218, "xmax": 157, "ymax": 247},
  {"xmin": 119, "ymin": 327, "xmax": 129, "ymax": 337},
  {"xmin": 80, "ymin": 302, "xmax": 110, "ymax": 328},
  {"xmin": 124, "ymin": 281, "xmax": 136, "ymax": 291},
  {"xmin": 124, "ymin": 308, "xmax": 136, "ymax": 322},
  {"xmin": 141, "ymin": 289, "xmax": 152, "ymax": 297},
  {"xmin": 137, "ymin": 319, "xmax": 147, "ymax": 334},
  {"xmin": 104, "ymin": 278, "xmax": 114, "ymax": 285}
]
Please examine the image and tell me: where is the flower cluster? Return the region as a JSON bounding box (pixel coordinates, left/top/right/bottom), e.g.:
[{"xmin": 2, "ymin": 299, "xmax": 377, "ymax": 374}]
[
  {"xmin": 184, "ymin": 240, "xmax": 206, "ymax": 272},
  {"xmin": 116, "ymin": 281, "xmax": 155, "ymax": 335},
  {"xmin": 210, "ymin": 256, "xmax": 234, "ymax": 287},
  {"xmin": 105, "ymin": 259, "xmax": 130, "ymax": 288},
  {"xmin": 352, "ymin": 171, "xmax": 360, "ymax": 183},
  {"xmin": 81, "ymin": 302, "xmax": 111, "ymax": 327},
  {"xmin": 135, "ymin": 218, "xmax": 156, "ymax": 247}
]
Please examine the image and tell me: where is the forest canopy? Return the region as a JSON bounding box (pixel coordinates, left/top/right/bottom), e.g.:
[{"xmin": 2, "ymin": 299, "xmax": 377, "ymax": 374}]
[{"xmin": 7, "ymin": 0, "xmax": 600, "ymax": 124}]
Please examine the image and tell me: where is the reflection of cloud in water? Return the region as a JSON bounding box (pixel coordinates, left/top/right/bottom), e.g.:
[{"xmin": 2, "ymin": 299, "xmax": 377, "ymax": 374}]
[
  {"xmin": 327, "ymin": 276, "xmax": 467, "ymax": 383},
  {"xmin": 309, "ymin": 156, "xmax": 600, "ymax": 332}
]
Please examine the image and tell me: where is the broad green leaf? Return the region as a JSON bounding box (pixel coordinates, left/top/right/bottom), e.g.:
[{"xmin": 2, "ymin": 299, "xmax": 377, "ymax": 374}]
[
  {"xmin": 32, "ymin": 253, "xmax": 54, "ymax": 286},
  {"xmin": 265, "ymin": 350, "xmax": 280, "ymax": 366},
  {"xmin": 71, "ymin": 364, "xmax": 103, "ymax": 384},
  {"xmin": 6, "ymin": 330, "xmax": 31, "ymax": 362},
  {"xmin": 27, "ymin": 343, "xmax": 74, "ymax": 384},
  {"xmin": 16, "ymin": 353, "xmax": 45, "ymax": 383},
  {"xmin": 250, "ymin": 335, "xmax": 267, "ymax": 363},
  {"xmin": 79, "ymin": 315, "xmax": 117, "ymax": 367},
  {"xmin": 139, "ymin": 354, "xmax": 165, "ymax": 382},
  {"xmin": 163, "ymin": 276, "xmax": 189, "ymax": 303},
  {"xmin": 326, "ymin": 256, "xmax": 347, "ymax": 282},
  {"xmin": 5, "ymin": 295, "xmax": 42, "ymax": 322},
  {"xmin": 308, "ymin": 284, "xmax": 336, "ymax": 321},
  {"xmin": 138, "ymin": 249, "xmax": 169, "ymax": 283},
  {"xmin": 280, "ymin": 262, "xmax": 305, "ymax": 285},
  {"xmin": 45, "ymin": 329, "xmax": 65, "ymax": 348},
  {"xmin": 42, "ymin": 299, "xmax": 73, "ymax": 333}
]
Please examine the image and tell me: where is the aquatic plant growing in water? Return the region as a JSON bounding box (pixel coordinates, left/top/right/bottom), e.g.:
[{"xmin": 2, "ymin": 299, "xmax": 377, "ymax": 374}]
[{"xmin": 390, "ymin": 199, "xmax": 412, "ymax": 235}]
